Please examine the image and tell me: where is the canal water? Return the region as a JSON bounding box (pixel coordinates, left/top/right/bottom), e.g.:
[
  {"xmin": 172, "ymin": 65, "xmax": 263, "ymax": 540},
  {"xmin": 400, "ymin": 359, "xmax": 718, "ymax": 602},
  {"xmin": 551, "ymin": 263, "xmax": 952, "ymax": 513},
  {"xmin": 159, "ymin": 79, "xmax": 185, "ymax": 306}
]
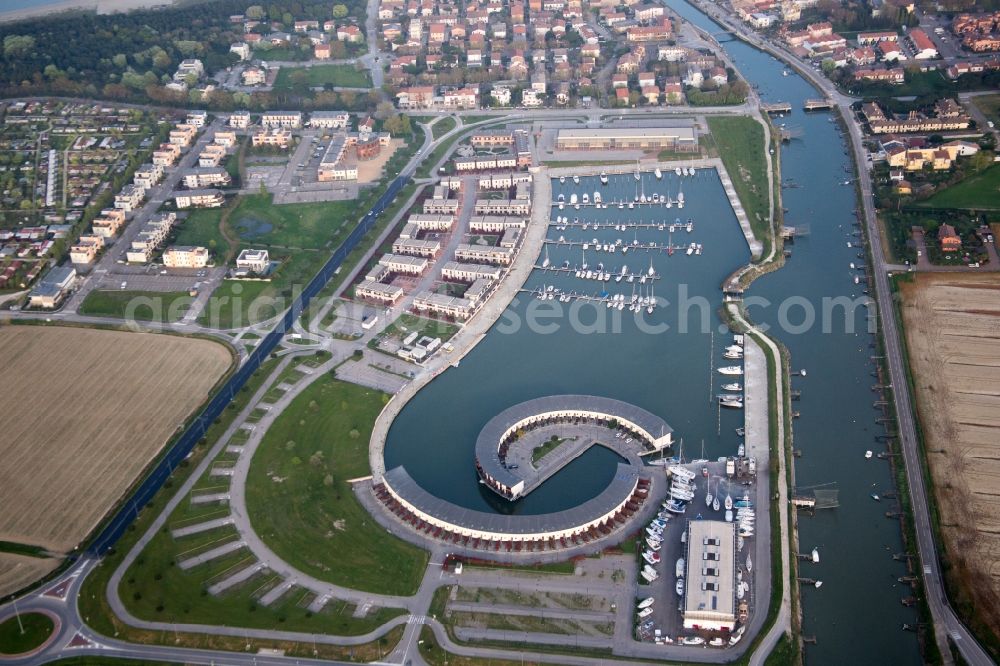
[
  {"xmin": 665, "ymin": 1, "xmax": 922, "ymax": 662},
  {"xmin": 385, "ymin": 2, "xmax": 922, "ymax": 660}
]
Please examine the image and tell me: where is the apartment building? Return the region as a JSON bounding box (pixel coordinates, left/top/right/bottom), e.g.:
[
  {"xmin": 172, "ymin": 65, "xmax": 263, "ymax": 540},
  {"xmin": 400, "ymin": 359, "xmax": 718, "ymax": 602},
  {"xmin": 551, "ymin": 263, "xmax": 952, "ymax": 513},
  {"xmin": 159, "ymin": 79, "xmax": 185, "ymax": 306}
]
[
  {"xmin": 169, "ymin": 124, "xmax": 198, "ymax": 147},
  {"xmin": 252, "ymin": 127, "xmax": 293, "ymax": 149},
  {"xmin": 182, "ymin": 167, "xmax": 232, "ymax": 189},
  {"xmin": 261, "ymin": 111, "xmax": 303, "ymax": 128},
  {"xmin": 378, "ymin": 253, "xmax": 430, "ymax": 275},
  {"xmin": 152, "ymin": 142, "xmax": 182, "ymax": 167},
  {"xmin": 392, "ymin": 238, "xmax": 441, "ymax": 257},
  {"xmin": 114, "ymin": 184, "xmax": 145, "ymax": 212},
  {"xmin": 198, "ymin": 143, "xmax": 228, "ymax": 167},
  {"xmin": 163, "ymin": 245, "xmax": 210, "ymax": 268},
  {"xmin": 174, "ymin": 189, "xmax": 225, "ymax": 209},
  {"xmin": 229, "ymin": 111, "xmax": 251, "ymax": 128},
  {"xmin": 454, "ymin": 243, "xmax": 515, "ymax": 265},
  {"xmin": 133, "ymin": 163, "xmax": 164, "ymax": 190},
  {"xmin": 125, "ymin": 213, "xmax": 177, "ymax": 263},
  {"xmin": 91, "ymin": 209, "xmax": 126, "ymax": 238},
  {"xmin": 356, "ymin": 280, "xmax": 405, "ymax": 305},
  {"xmin": 440, "ymin": 261, "xmax": 502, "ymax": 282},
  {"xmin": 309, "ymin": 111, "xmax": 351, "ymax": 129}
]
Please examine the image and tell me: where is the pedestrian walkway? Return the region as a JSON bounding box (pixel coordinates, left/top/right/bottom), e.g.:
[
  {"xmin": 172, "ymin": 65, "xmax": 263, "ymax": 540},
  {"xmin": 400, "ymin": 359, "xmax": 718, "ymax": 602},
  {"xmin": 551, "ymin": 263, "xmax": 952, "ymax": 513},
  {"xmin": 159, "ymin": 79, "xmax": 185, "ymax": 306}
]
[
  {"xmin": 207, "ymin": 562, "xmax": 265, "ymax": 595},
  {"xmin": 170, "ymin": 516, "xmax": 234, "ymax": 538},
  {"xmin": 177, "ymin": 540, "xmax": 245, "ymax": 570}
]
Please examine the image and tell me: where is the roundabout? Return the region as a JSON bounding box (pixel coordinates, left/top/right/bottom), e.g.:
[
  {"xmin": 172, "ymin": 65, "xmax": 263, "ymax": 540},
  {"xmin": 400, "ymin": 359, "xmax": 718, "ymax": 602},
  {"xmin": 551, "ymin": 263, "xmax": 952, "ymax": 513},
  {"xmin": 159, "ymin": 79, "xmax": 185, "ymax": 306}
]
[
  {"xmin": 373, "ymin": 395, "xmax": 674, "ymax": 551},
  {"xmin": 0, "ymin": 610, "xmax": 58, "ymax": 659}
]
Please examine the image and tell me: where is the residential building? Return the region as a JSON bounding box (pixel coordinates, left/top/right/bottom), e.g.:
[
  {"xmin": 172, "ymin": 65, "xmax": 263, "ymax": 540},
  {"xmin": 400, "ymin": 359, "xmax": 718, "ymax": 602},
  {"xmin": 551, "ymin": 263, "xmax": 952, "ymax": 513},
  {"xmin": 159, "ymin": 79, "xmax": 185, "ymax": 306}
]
[
  {"xmin": 309, "ymin": 111, "xmax": 351, "ymax": 129},
  {"xmin": 114, "ymin": 184, "xmax": 145, "ymax": 212},
  {"xmin": 252, "ymin": 127, "xmax": 293, "ymax": 149},
  {"xmin": 242, "ymin": 67, "xmax": 267, "ymax": 86},
  {"xmin": 938, "ymin": 223, "xmax": 961, "ymax": 251},
  {"xmin": 236, "ymin": 248, "xmax": 270, "ymax": 273},
  {"xmin": 133, "ymin": 163, "xmax": 164, "ymax": 190},
  {"xmin": 163, "ymin": 245, "xmax": 210, "ymax": 268},
  {"xmin": 174, "ymin": 189, "xmax": 225, "ymax": 209},
  {"xmin": 182, "ymin": 167, "xmax": 232, "ymax": 189},
  {"xmin": 261, "ymin": 111, "xmax": 303, "ymax": 128},
  {"xmin": 230, "ymin": 111, "xmax": 251, "ymax": 128}
]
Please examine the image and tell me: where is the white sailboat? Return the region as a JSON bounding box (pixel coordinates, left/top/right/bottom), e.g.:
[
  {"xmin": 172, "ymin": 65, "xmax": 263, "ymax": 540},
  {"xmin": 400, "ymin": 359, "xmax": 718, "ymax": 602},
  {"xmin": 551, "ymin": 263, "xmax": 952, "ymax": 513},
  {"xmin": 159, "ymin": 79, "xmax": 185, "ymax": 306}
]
[
  {"xmin": 725, "ymin": 493, "xmax": 733, "ymax": 511},
  {"xmin": 746, "ymin": 553, "xmax": 753, "ymax": 572},
  {"xmin": 655, "ymin": 167, "xmax": 662, "ymax": 179},
  {"xmin": 541, "ymin": 245, "xmax": 550, "ymax": 268}
]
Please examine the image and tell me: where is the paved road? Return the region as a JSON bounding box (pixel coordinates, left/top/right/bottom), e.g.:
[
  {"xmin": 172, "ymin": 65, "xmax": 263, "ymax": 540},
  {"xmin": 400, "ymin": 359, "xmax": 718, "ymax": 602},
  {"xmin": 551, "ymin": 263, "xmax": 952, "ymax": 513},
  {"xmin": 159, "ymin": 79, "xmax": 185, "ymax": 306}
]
[{"xmin": 691, "ymin": 4, "xmax": 994, "ymax": 664}]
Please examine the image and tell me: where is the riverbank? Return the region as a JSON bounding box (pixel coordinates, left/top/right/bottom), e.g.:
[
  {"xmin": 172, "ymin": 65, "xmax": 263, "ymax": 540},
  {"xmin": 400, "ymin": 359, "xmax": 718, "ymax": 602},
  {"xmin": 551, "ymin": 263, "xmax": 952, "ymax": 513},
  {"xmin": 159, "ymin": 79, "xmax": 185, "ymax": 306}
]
[{"xmin": 0, "ymin": 0, "xmax": 171, "ymax": 23}]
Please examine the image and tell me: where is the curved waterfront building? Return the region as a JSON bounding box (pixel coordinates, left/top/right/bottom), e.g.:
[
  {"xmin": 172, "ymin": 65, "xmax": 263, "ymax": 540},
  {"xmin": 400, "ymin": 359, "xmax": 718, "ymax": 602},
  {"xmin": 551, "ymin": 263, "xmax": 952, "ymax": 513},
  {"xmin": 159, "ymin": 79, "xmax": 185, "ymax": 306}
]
[
  {"xmin": 373, "ymin": 395, "xmax": 672, "ymax": 549},
  {"xmin": 474, "ymin": 395, "xmax": 674, "ymax": 500}
]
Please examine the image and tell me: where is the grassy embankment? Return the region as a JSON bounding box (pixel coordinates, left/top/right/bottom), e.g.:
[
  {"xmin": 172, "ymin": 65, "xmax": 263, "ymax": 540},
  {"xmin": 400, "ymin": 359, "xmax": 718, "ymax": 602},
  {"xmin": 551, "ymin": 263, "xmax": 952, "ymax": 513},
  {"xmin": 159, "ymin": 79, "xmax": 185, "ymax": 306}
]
[
  {"xmin": 707, "ymin": 116, "xmax": 772, "ymax": 260},
  {"xmin": 245, "ymin": 375, "xmax": 428, "ymax": 595},
  {"xmin": 79, "ymin": 290, "xmax": 193, "ymax": 323},
  {"xmin": 432, "ymin": 117, "xmax": 456, "ymax": 139}
]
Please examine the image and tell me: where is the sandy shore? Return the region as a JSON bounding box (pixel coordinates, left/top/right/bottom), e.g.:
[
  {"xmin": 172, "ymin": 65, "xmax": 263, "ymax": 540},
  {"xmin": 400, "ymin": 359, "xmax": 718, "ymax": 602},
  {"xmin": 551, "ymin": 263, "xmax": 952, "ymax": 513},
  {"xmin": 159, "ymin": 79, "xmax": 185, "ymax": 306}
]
[{"xmin": 0, "ymin": 0, "xmax": 173, "ymax": 23}]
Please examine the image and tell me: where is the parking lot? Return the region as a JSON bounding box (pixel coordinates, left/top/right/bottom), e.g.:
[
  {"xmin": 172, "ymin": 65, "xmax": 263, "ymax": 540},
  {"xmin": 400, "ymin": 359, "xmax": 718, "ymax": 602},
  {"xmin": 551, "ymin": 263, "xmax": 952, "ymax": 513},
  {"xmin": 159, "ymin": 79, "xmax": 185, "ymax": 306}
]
[{"xmin": 634, "ymin": 459, "xmax": 759, "ymax": 644}]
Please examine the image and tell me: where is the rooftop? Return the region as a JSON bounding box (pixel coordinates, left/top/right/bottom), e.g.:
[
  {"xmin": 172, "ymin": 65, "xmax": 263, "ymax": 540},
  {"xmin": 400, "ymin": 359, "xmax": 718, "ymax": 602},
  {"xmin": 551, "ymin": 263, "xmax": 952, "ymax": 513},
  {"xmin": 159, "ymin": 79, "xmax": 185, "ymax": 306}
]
[{"xmin": 383, "ymin": 464, "xmax": 640, "ymax": 536}]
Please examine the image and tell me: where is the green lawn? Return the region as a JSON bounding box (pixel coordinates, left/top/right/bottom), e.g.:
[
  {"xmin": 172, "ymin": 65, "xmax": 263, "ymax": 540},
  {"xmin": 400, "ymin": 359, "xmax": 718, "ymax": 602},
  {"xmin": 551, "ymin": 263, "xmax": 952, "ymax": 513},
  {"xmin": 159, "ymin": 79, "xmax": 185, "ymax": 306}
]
[
  {"xmin": 80, "ymin": 290, "xmax": 193, "ymax": 323},
  {"xmin": 245, "ymin": 376, "xmax": 428, "ymax": 595},
  {"xmin": 707, "ymin": 116, "xmax": 771, "ymax": 257},
  {"xmin": 227, "ymin": 194, "xmax": 355, "ymax": 250},
  {"xmin": 380, "ymin": 314, "xmax": 459, "ymax": 343},
  {"xmin": 195, "ymin": 194, "xmax": 356, "ymax": 328},
  {"xmin": 432, "ymin": 117, "xmax": 456, "ymax": 139},
  {"xmin": 972, "ymin": 94, "xmax": 1000, "ymax": 129},
  {"xmin": 274, "ymin": 64, "xmax": 371, "ymax": 90},
  {"xmin": 531, "ymin": 435, "xmax": 569, "ymax": 464},
  {"xmin": 0, "ymin": 612, "xmax": 53, "ymax": 654},
  {"xmin": 918, "ymin": 164, "xmax": 1000, "ymax": 210},
  {"xmin": 174, "ymin": 206, "xmax": 230, "ymax": 259}
]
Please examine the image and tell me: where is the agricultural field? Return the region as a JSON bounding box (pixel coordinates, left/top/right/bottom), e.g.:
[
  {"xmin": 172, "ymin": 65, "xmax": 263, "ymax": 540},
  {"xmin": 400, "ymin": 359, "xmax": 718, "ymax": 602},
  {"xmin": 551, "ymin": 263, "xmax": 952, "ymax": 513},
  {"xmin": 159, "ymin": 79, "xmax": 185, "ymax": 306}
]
[
  {"xmin": 0, "ymin": 326, "xmax": 232, "ymax": 562},
  {"xmin": 897, "ymin": 274, "xmax": 1000, "ymax": 642},
  {"xmin": 0, "ymin": 553, "xmax": 60, "ymax": 599}
]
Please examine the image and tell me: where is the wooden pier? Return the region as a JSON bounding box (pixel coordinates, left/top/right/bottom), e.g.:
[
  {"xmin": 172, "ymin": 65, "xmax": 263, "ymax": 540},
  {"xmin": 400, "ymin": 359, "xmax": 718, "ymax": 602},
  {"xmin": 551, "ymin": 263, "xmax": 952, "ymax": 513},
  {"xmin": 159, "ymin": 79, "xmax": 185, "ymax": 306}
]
[
  {"xmin": 762, "ymin": 102, "xmax": 792, "ymax": 114},
  {"xmin": 543, "ymin": 239, "xmax": 692, "ymax": 254},
  {"xmin": 804, "ymin": 98, "xmax": 833, "ymax": 111},
  {"xmin": 533, "ymin": 265, "xmax": 662, "ymax": 282},
  {"xmin": 549, "ymin": 221, "xmax": 695, "ymax": 232},
  {"xmin": 791, "ymin": 495, "xmax": 816, "ymax": 509}
]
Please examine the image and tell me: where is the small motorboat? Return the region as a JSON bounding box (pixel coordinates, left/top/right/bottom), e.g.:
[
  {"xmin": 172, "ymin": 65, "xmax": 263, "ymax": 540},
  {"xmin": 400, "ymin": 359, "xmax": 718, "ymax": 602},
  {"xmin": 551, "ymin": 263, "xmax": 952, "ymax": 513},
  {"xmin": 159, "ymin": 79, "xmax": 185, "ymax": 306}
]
[
  {"xmin": 638, "ymin": 597, "xmax": 655, "ymax": 609},
  {"xmin": 675, "ymin": 557, "xmax": 685, "ymax": 579},
  {"xmin": 675, "ymin": 578, "xmax": 685, "ymax": 596},
  {"xmin": 865, "ymin": 450, "xmax": 873, "ymax": 459},
  {"xmin": 709, "ymin": 638, "xmax": 725, "ymax": 647},
  {"xmin": 812, "ymin": 547, "xmax": 820, "ymax": 563},
  {"xmin": 682, "ymin": 636, "xmax": 704, "ymax": 646}
]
